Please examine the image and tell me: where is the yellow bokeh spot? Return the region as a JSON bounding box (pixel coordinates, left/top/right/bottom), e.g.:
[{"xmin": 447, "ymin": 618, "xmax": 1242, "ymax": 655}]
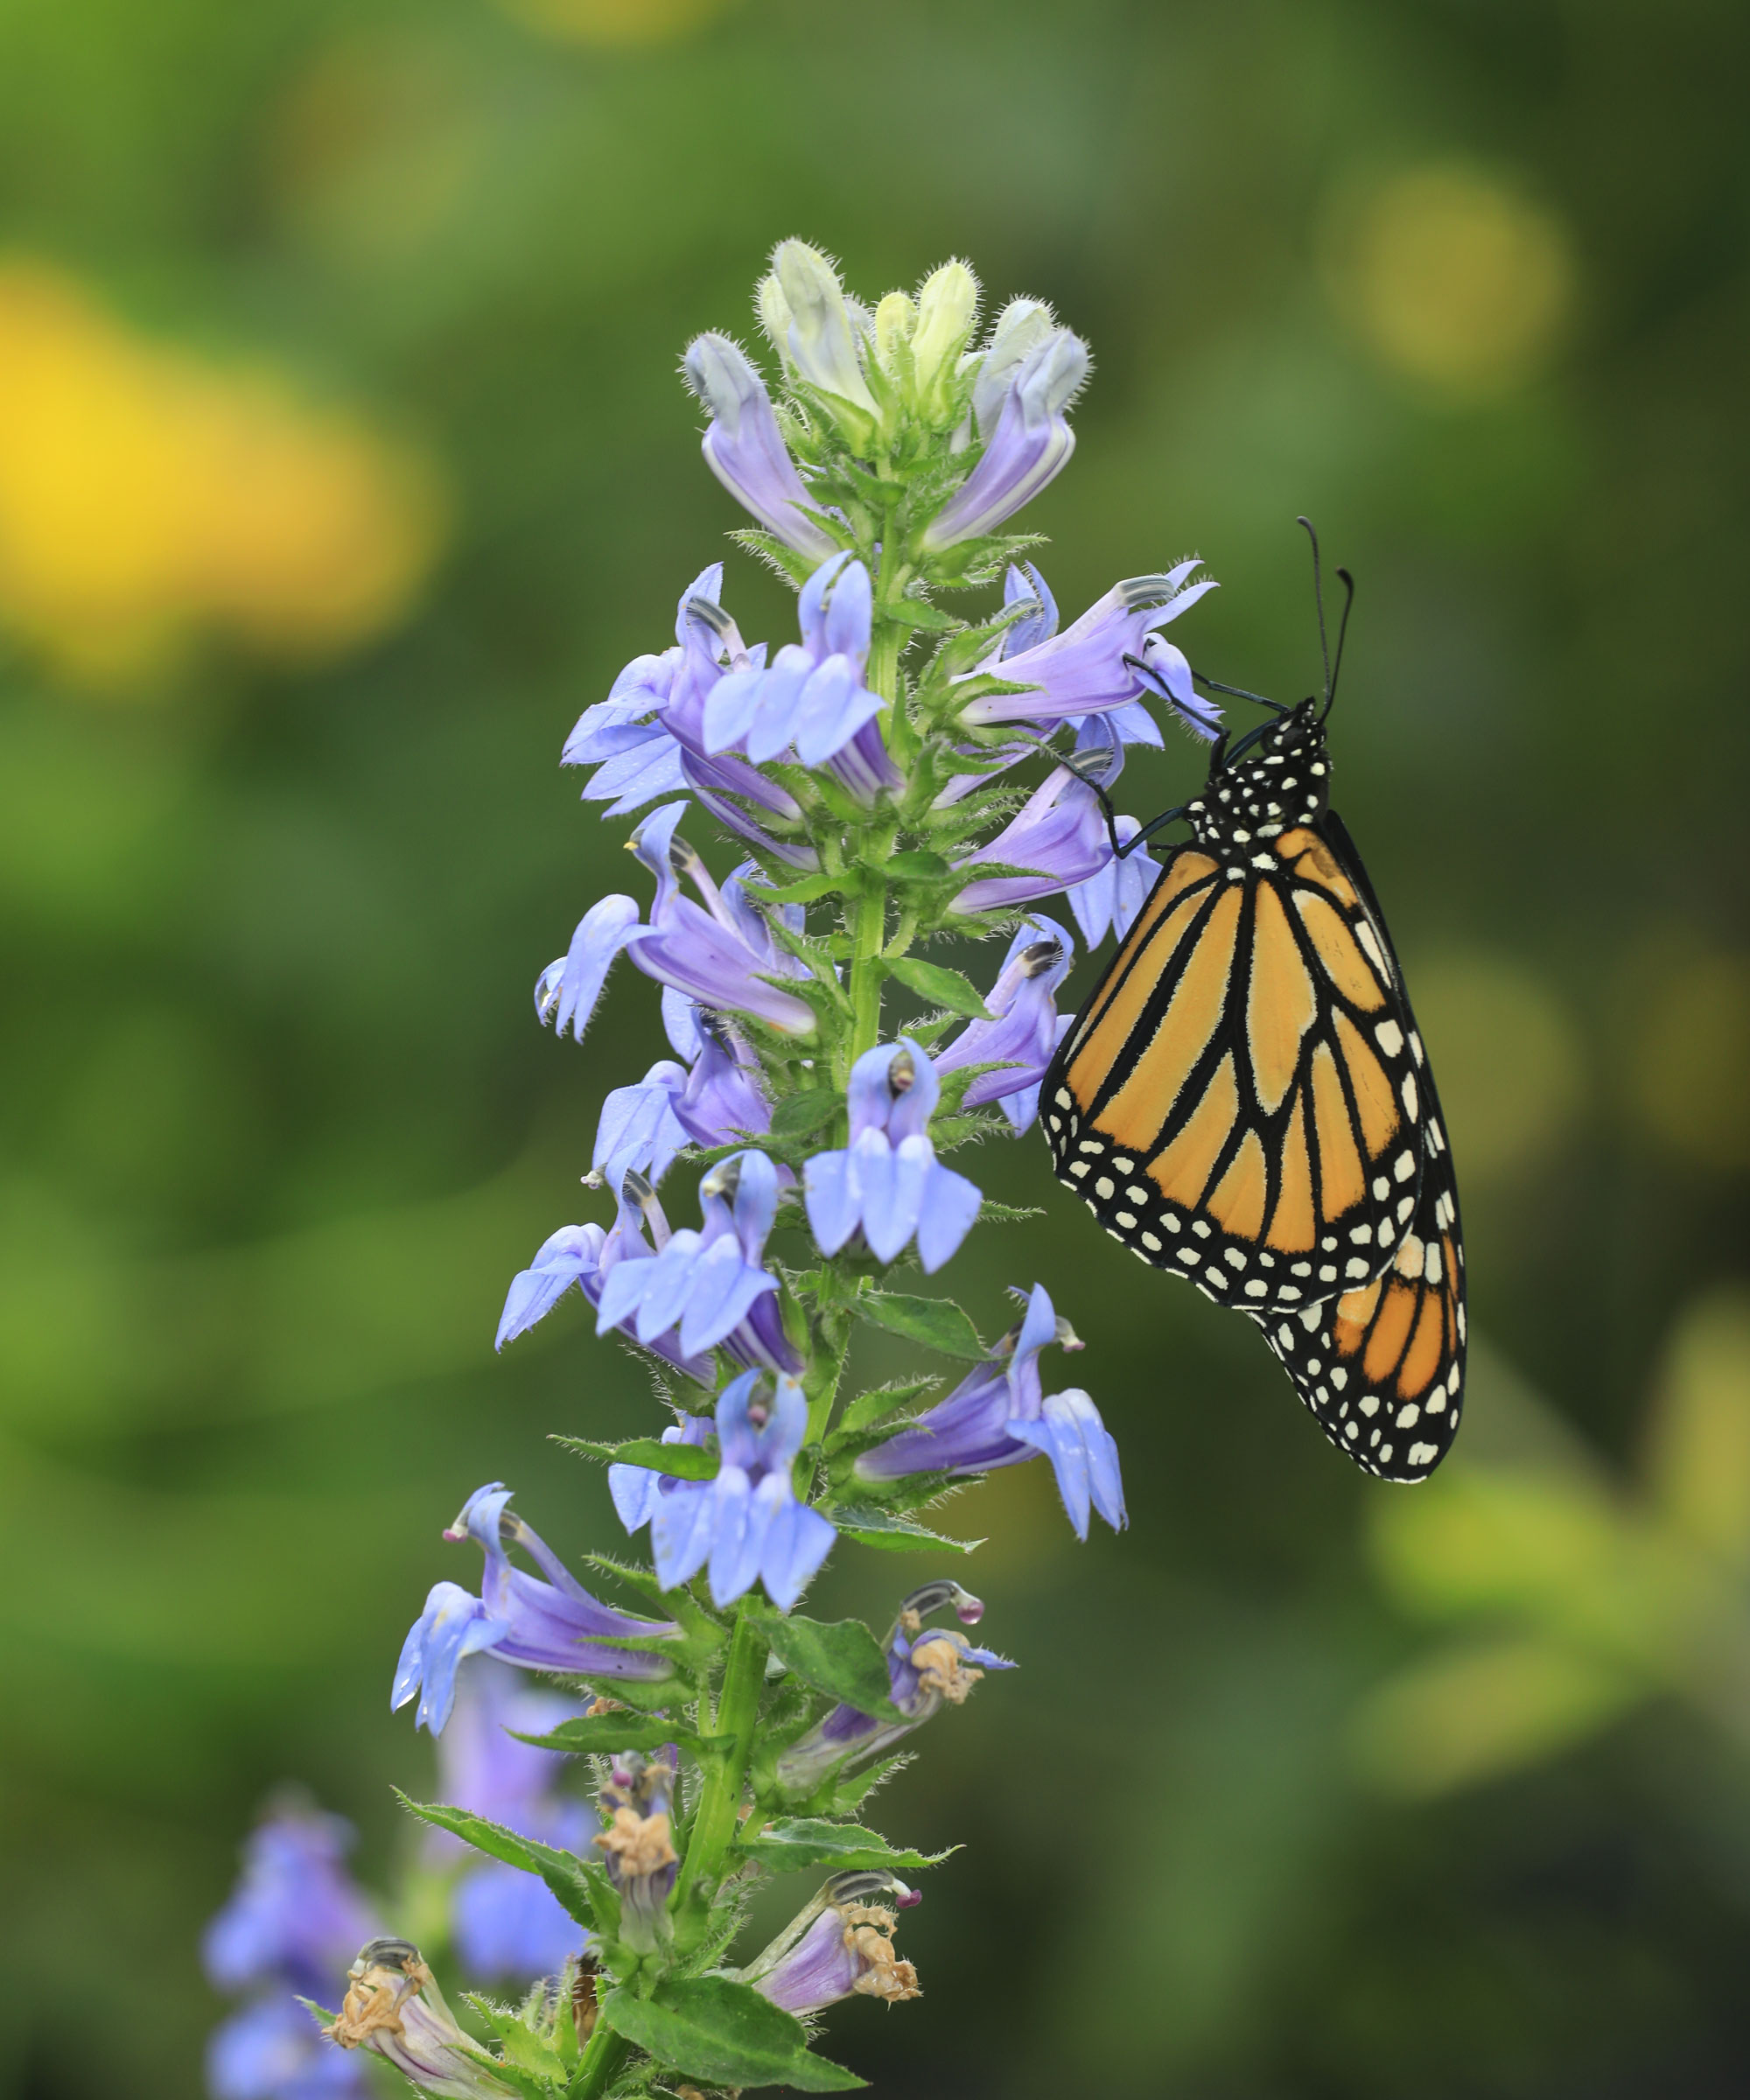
[
  {"xmin": 0, "ymin": 262, "xmax": 446, "ymax": 688},
  {"xmin": 1409, "ymin": 948, "xmax": 1586, "ymax": 1180},
  {"xmin": 1322, "ymin": 163, "xmax": 1577, "ymax": 397},
  {"xmin": 493, "ymin": 0, "xmax": 738, "ymax": 46},
  {"xmin": 1628, "ymin": 949, "xmax": 1750, "ymax": 1169}
]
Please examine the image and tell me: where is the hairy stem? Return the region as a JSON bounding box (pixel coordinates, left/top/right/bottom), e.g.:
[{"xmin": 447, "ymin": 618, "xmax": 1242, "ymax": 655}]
[
  {"xmin": 670, "ymin": 1606, "xmax": 768, "ymax": 1939},
  {"xmin": 567, "ymin": 2021, "xmax": 629, "ymax": 2100}
]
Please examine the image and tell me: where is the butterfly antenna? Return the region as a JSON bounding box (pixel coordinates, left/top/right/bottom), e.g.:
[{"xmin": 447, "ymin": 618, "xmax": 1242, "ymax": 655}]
[
  {"xmin": 1326, "ymin": 568, "xmax": 1356, "ymax": 718},
  {"xmin": 1297, "ymin": 515, "xmax": 1334, "ymax": 707}
]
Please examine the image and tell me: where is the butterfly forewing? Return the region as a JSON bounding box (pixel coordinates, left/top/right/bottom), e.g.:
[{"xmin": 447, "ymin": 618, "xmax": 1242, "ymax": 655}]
[
  {"xmin": 1043, "ymin": 821, "xmax": 1432, "ymax": 1316},
  {"xmin": 1250, "ymin": 1099, "xmax": 1465, "ymax": 1480}
]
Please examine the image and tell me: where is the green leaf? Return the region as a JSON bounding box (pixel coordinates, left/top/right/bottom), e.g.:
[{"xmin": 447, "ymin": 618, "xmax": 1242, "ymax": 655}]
[
  {"xmin": 888, "ymin": 598, "xmax": 961, "ymax": 634},
  {"xmin": 396, "ymin": 1796, "xmax": 602, "ymax": 1932},
  {"xmin": 979, "ymin": 1201, "xmax": 1045, "ymax": 1223},
  {"xmin": 732, "ymin": 1817, "xmax": 953, "ymax": 1876},
  {"xmin": 745, "ymin": 870, "xmax": 850, "ymax": 906},
  {"xmin": 828, "ymin": 1505, "xmax": 983, "ymax": 1554},
  {"xmin": 886, "ymin": 850, "xmax": 951, "ymax": 882},
  {"xmin": 598, "ymin": 1978, "xmax": 864, "ymax": 2092},
  {"xmin": 852, "ymin": 1291, "xmax": 986, "ymax": 1361},
  {"xmin": 770, "ymin": 1091, "xmax": 844, "ymax": 1144},
  {"xmin": 882, "ymin": 955, "xmax": 991, "ymax": 1019},
  {"xmin": 563, "ymin": 1436, "xmax": 718, "ymax": 1482},
  {"xmin": 830, "ymin": 1753, "xmax": 913, "ymax": 1814},
  {"xmin": 758, "ymin": 1610, "xmax": 902, "ymax": 1719},
  {"xmin": 512, "ymin": 1713, "xmax": 700, "ymax": 1757},
  {"xmin": 832, "ymin": 1376, "xmax": 939, "ymax": 1440}
]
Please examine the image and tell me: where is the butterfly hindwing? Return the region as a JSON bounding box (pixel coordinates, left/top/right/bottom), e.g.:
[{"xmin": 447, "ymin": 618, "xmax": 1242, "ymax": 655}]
[
  {"xmin": 1043, "ymin": 820, "xmax": 1432, "ymax": 1316},
  {"xmin": 1250, "ymin": 1096, "xmax": 1466, "ymax": 1480}
]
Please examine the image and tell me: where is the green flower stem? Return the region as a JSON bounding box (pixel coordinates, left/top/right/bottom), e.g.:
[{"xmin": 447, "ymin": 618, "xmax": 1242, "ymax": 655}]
[
  {"xmin": 848, "ymin": 873, "xmax": 888, "ymax": 1064},
  {"xmin": 671, "ymin": 1606, "xmax": 768, "ymax": 1939},
  {"xmin": 567, "ymin": 2021, "xmax": 629, "ymax": 2100}
]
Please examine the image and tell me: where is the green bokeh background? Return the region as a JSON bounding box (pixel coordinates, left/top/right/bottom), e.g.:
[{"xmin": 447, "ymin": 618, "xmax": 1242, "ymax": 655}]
[{"xmin": 4, "ymin": 1, "xmax": 1749, "ymax": 2093}]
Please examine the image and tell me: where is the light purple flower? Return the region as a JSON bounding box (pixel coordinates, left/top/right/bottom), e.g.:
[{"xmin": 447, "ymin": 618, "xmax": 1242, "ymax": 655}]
[
  {"xmin": 934, "ymin": 914, "xmax": 1073, "ymax": 1127},
  {"xmin": 1133, "ymin": 627, "xmax": 1224, "ymax": 741},
  {"xmin": 595, "ymin": 1149, "xmax": 793, "ymax": 1363},
  {"xmin": 392, "ymin": 1485, "xmax": 677, "ymax": 1733},
  {"xmin": 620, "ymin": 1370, "xmax": 836, "ymax": 1610},
  {"xmin": 702, "ymin": 553, "xmax": 895, "ymax": 779},
  {"xmin": 956, "ymin": 563, "xmax": 1215, "ymax": 726},
  {"xmin": 326, "ymin": 1942, "xmax": 515, "ymax": 2100},
  {"xmin": 673, "ymin": 1008, "xmax": 772, "ymax": 1149},
  {"xmin": 607, "ymin": 1413, "xmax": 714, "ymax": 1533},
  {"xmin": 594, "ymin": 1752, "xmax": 680, "ymax": 1955},
  {"xmin": 854, "ymin": 1284, "xmax": 1126, "ymax": 1540},
  {"xmin": 435, "ymin": 1661, "xmax": 592, "ymax": 1984},
  {"xmin": 208, "ymin": 1992, "xmax": 367, "ymax": 2100},
  {"xmin": 924, "ymin": 320, "xmax": 1088, "ymax": 549},
  {"xmin": 803, "ymin": 1040, "xmax": 982, "ymax": 1273},
  {"xmin": 205, "ymin": 1805, "xmax": 380, "ymax": 2000},
  {"xmin": 592, "ymin": 1060, "xmax": 690, "ymax": 1190},
  {"xmin": 536, "ymin": 802, "xmax": 816, "ymax": 1042},
  {"xmin": 563, "ymin": 570, "xmax": 819, "ymax": 864},
  {"xmin": 683, "ymin": 334, "xmax": 838, "ymax": 558},
  {"xmin": 494, "ymin": 1187, "xmax": 713, "ymax": 1383},
  {"xmin": 741, "ymin": 1872, "xmax": 923, "ymax": 2013},
  {"xmin": 1065, "ymin": 815, "xmax": 1163, "ymax": 948},
  {"xmin": 948, "ymin": 763, "xmax": 1110, "ymax": 915},
  {"xmin": 990, "ymin": 564, "xmax": 1166, "ymax": 748},
  {"xmin": 774, "ymin": 1582, "xmax": 1013, "ymax": 1793}
]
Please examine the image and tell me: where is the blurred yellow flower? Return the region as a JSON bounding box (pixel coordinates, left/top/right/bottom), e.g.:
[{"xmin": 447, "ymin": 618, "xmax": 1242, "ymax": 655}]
[
  {"xmin": 1410, "ymin": 948, "xmax": 1586, "ymax": 1180},
  {"xmin": 1626, "ymin": 948, "xmax": 1750, "ymax": 1170},
  {"xmin": 1321, "ymin": 163, "xmax": 1577, "ymax": 397},
  {"xmin": 1352, "ymin": 1296, "xmax": 1750, "ymax": 1796},
  {"xmin": 0, "ymin": 262, "xmax": 445, "ymax": 687},
  {"xmin": 493, "ymin": 0, "xmax": 738, "ymax": 46}
]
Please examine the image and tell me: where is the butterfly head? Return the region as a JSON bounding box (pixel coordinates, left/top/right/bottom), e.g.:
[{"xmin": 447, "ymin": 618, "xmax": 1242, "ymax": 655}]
[{"xmin": 1186, "ymin": 698, "xmax": 1331, "ymax": 852}]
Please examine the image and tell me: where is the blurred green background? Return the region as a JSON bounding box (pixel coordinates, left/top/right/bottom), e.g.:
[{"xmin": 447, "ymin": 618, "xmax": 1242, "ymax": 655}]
[{"xmin": 3, "ymin": 0, "xmax": 1748, "ymax": 2092}]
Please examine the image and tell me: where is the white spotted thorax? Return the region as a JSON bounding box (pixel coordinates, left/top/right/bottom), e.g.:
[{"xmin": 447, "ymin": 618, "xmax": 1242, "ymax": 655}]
[{"xmin": 1040, "ymin": 691, "xmax": 1466, "ymax": 1484}]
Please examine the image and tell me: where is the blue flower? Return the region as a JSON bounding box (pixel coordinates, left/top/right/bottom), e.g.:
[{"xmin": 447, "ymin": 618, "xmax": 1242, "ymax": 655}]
[
  {"xmin": 204, "ymin": 1803, "xmax": 378, "ymax": 2100},
  {"xmin": 934, "ymin": 914, "xmax": 1074, "ymax": 1129},
  {"xmin": 207, "ymin": 1992, "xmax": 367, "ymax": 2100},
  {"xmin": 671, "ymin": 1006, "xmax": 773, "ymax": 1151},
  {"xmin": 775, "ymin": 1582, "xmax": 1014, "ymax": 1793},
  {"xmin": 204, "ymin": 1804, "xmax": 380, "ymax": 2000},
  {"xmin": 992, "ymin": 564, "xmax": 1166, "ymax": 748},
  {"xmin": 494, "ymin": 1188, "xmax": 713, "ymax": 1383},
  {"xmin": 854, "ymin": 1284, "xmax": 1127, "ymax": 1539},
  {"xmin": 803, "ymin": 1040, "xmax": 982, "ymax": 1272},
  {"xmin": 606, "ymin": 1412, "xmax": 713, "ymax": 1533},
  {"xmin": 948, "ymin": 762, "xmax": 1111, "ymax": 916},
  {"xmin": 536, "ymin": 802, "xmax": 816, "ymax": 1041},
  {"xmin": 956, "ymin": 564, "xmax": 1214, "ymax": 727},
  {"xmin": 393, "ymin": 1485, "xmax": 677, "ymax": 1733},
  {"xmin": 594, "ymin": 1149, "xmax": 795, "ymax": 1364},
  {"xmin": 682, "ymin": 334, "xmax": 838, "ymax": 558},
  {"xmin": 703, "ymin": 553, "xmax": 894, "ymax": 776},
  {"xmin": 617, "ymin": 1370, "xmax": 836, "ymax": 1610},
  {"xmin": 592, "ymin": 1060, "xmax": 690, "ymax": 1189},
  {"xmin": 434, "ymin": 1661, "xmax": 592, "ymax": 1984},
  {"xmin": 924, "ymin": 310, "xmax": 1089, "ymax": 548},
  {"xmin": 564, "ymin": 570, "xmax": 818, "ymax": 864}
]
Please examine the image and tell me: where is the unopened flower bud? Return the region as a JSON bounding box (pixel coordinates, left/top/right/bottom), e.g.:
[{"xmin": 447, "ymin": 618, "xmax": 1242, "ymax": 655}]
[
  {"xmin": 873, "ymin": 290, "xmax": 917, "ymax": 369},
  {"xmin": 326, "ymin": 1939, "xmax": 516, "ymax": 2099},
  {"xmin": 766, "ymin": 241, "xmax": 878, "ymax": 416},
  {"xmin": 910, "ymin": 260, "xmax": 980, "ymax": 397}
]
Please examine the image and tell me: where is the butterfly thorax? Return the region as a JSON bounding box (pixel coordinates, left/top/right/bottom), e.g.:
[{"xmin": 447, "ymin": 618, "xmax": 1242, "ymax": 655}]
[{"xmin": 1184, "ymin": 699, "xmax": 1331, "ymax": 867}]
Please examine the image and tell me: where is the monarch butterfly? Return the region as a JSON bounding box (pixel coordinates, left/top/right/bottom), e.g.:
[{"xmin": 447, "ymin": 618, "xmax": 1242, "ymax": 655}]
[{"xmin": 1041, "ymin": 528, "xmax": 1465, "ymax": 1481}]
